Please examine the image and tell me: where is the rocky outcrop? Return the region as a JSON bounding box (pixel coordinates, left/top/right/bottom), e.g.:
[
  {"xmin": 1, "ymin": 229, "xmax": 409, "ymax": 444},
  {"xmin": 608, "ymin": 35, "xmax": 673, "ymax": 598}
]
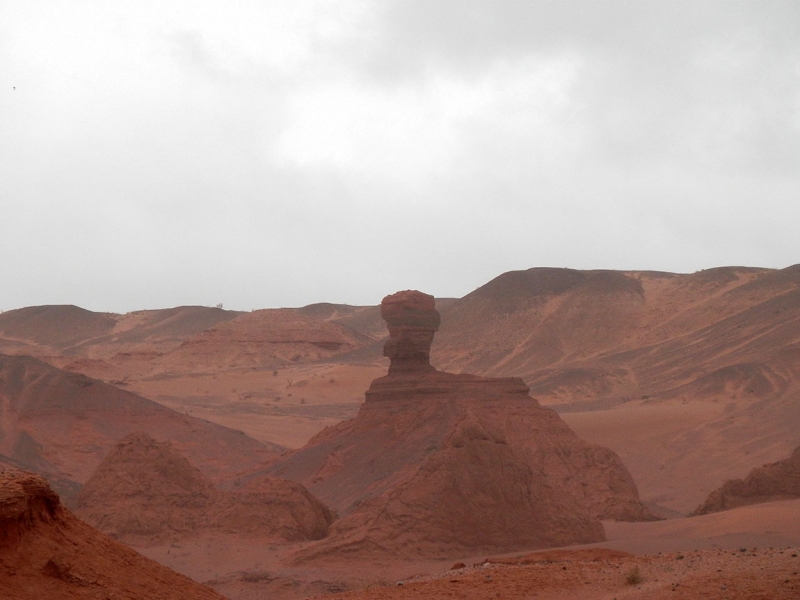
[
  {"xmin": 0, "ymin": 468, "xmax": 223, "ymax": 599},
  {"xmin": 75, "ymin": 433, "xmax": 334, "ymax": 544},
  {"xmin": 266, "ymin": 291, "xmax": 653, "ymax": 560},
  {"xmin": 693, "ymin": 445, "xmax": 800, "ymax": 515},
  {"xmin": 381, "ymin": 290, "xmax": 441, "ymax": 374}
]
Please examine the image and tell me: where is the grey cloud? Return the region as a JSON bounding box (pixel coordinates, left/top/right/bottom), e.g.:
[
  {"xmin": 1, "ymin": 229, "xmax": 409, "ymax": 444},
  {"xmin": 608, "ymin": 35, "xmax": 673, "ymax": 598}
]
[
  {"xmin": 1, "ymin": 1, "xmax": 798, "ymax": 313},
  {"xmin": 358, "ymin": 0, "xmax": 800, "ymax": 179}
]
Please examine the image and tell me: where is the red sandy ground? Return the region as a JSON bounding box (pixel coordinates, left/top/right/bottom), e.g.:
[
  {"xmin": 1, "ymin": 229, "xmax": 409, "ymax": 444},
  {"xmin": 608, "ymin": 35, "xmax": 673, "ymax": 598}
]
[
  {"xmin": 311, "ymin": 547, "xmax": 800, "ymax": 600},
  {"xmin": 132, "ymin": 499, "xmax": 800, "ymax": 599}
]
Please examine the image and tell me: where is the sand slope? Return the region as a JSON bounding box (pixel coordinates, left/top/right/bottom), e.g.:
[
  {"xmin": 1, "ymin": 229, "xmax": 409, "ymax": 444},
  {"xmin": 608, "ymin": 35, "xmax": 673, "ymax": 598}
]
[{"xmin": 0, "ymin": 353, "xmax": 282, "ymax": 502}]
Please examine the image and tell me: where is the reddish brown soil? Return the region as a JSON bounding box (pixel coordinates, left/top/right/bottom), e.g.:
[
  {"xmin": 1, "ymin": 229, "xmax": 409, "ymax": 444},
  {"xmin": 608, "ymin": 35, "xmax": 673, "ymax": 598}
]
[
  {"xmin": 310, "ymin": 546, "xmax": 800, "ymax": 600},
  {"xmin": 131, "ymin": 499, "xmax": 800, "ymax": 599}
]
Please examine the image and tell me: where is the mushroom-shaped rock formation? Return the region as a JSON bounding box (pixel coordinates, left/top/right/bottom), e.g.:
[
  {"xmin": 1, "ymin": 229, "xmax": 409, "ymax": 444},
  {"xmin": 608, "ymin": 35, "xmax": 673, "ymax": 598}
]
[
  {"xmin": 366, "ymin": 290, "xmax": 531, "ymax": 403},
  {"xmin": 266, "ymin": 290, "xmax": 654, "ymax": 560},
  {"xmin": 381, "ymin": 290, "xmax": 440, "ymax": 374}
]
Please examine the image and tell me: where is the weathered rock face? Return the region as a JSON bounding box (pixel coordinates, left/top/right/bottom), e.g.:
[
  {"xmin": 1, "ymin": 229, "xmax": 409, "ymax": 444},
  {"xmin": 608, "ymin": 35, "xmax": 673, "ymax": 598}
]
[
  {"xmin": 0, "ymin": 469, "xmax": 61, "ymax": 546},
  {"xmin": 693, "ymin": 445, "xmax": 800, "ymax": 515},
  {"xmin": 266, "ymin": 290, "xmax": 653, "ymax": 560},
  {"xmin": 0, "ymin": 468, "xmax": 224, "ymax": 599},
  {"xmin": 381, "ymin": 290, "xmax": 441, "ymax": 375},
  {"xmin": 74, "ymin": 433, "xmax": 334, "ymax": 545}
]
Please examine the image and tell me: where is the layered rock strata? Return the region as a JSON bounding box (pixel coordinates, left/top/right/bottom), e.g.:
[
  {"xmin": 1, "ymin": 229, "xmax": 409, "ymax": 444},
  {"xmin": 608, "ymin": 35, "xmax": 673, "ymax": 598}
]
[{"xmin": 267, "ymin": 290, "xmax": 652, "ymax": 560}]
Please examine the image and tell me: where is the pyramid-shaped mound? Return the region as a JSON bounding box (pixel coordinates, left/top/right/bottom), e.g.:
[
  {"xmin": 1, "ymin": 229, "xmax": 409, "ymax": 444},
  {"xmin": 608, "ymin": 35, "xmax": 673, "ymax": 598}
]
[
  {"xmin": 0, "ymin": 468, "xmax": 223, "ymax": 599},
  {"xmin": 75, "ymin": 433, "xmax": 334, "ymax": 544},
  {"xmin": 265, "ymin": 291, "xmax": 653, "ymax": 559}
]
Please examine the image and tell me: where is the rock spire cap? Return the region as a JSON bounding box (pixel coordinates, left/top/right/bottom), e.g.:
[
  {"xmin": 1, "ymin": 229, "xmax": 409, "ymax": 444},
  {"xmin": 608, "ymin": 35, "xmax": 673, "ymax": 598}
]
[{"xmin": 381, "ymin": 290, "xmax": 440, "ymax": 374}]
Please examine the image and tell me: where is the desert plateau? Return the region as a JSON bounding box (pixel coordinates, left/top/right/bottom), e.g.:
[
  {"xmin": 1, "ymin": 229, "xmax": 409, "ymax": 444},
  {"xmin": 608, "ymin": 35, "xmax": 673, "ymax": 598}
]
[{"xmin": 2, "ymin": 266, "xmax": 800, "ymax": 599}]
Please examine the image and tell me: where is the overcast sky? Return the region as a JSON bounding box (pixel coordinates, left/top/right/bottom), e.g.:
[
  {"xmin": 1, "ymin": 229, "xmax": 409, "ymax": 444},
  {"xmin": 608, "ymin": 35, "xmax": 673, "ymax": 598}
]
[{"xmin": 2, "ymin": 1, "xmax": 799, "ymax": 313}]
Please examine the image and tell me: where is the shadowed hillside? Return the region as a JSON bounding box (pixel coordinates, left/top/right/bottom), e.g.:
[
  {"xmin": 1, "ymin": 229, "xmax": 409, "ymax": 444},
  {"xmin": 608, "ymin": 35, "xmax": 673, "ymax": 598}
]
[{"xmin": 0, "ymin": 354, "xmax": 283, "ymax": 502}]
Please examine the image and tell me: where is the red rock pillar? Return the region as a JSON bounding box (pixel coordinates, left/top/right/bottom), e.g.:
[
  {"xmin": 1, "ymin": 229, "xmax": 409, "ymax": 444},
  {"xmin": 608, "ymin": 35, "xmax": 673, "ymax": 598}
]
[{"xmin": 381, "ymin": 290, "xmax": 440, "ymax": 375}]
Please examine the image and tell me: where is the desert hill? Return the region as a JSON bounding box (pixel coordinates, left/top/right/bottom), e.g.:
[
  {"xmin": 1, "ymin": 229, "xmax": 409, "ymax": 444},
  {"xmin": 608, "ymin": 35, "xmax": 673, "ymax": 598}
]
[
  {"xmin": 0, "ymin": 353, "xmax": 283, "ymax": 502},
  {"xmin": 296, "ymin": 302, "xmax": 386, "ymax": 338},
  {"xmin": 0, "ymin": 304, "xmax": 388, "ymax": 449},
  {"xmin": 432, "ymin": 265, "xmax": 800, "ymax": 397},
  {"xmin": 74, "ymin": 432, "xmax": 333, "ymax": 545},
  {"xmin": 0, "ymin": 303, "xmax": 380, "ymax": 378},
  {"xmin": 0, "ymin": 304, "xmax": 241, "ymax": 363},
  {"xmin": 428, "ymin": 265, "xmax": 800, "ymax": 512},
  {"xmin": 0, "ymin": 468, "xmax": 224, "ymax": 600},
  {"xmin": 693, "ymin": 444, "xmax": 800, "ymax": 515},
  {"xmin": 265, "ymin": 291, "xmax": 652, "ymax": 560},
  {"xmin": 0, "ymin": 305, "xmax": 117, "ymax": 352},
  {"xmin": 3, "ymin": 265, "xmax": 799, "ymax": 514},
  {"xmin": 155, "ymin": 308, "xmax": 376, "ymax": 373}
]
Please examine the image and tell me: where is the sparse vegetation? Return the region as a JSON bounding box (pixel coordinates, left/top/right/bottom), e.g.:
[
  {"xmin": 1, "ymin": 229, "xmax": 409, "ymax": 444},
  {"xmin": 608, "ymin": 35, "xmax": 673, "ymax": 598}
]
[
  {"xmin": 625, "ymin": 565, "xmax": 643, "ymax": 585},
  {"xmin": 241, "ymin": 571, "xmax": 275, "ymax": 584}
]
